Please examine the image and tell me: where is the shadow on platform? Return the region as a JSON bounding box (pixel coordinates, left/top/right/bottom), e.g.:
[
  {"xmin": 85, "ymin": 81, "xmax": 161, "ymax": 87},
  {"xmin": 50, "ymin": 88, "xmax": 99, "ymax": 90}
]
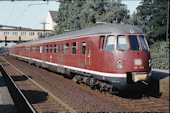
[
  {"xmin": 21, "ymin": 90, "xmax": 48, "ymax": 104},
  {"xmin": 0, "ymin": 76, "xmax": 6, "ymax": 87},
  {"xmin": 11, "ymin": 75, "xmax": 32, "ymax": 82},
  {"xmin": 0, "ymin": 104, "xmax": 17, "ymax": 113}
]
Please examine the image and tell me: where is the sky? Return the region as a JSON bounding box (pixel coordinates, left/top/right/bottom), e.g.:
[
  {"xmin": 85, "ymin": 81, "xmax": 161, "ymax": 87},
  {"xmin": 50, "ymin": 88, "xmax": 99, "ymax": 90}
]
[{"xmin": 0, "ymin": 0, "xmax": 141, "ymax": 30}]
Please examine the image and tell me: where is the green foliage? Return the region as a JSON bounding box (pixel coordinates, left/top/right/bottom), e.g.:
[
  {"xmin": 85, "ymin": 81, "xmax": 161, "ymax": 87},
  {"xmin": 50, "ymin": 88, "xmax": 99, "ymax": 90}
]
[
  {"xmin": 150, "ymin": 41, "xmax": 169, "ymax": 70},
  {"xmin": 136, "ymin": 0, "xmax": 168, "ymax": 41},
  {"xmin": 54, "ymin": 0, "xmax": 130, "ymax": 34}
]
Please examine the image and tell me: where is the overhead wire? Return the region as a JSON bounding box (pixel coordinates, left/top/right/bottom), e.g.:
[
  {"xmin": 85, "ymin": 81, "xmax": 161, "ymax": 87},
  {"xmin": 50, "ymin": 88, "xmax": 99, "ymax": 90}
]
[
  {"xmin": 7, "ymin": 2, "xmax": 15, "ymax": 25},
  {"xmin": 12, "ymin": 1, "xmax": 33, "ymax": 26}
]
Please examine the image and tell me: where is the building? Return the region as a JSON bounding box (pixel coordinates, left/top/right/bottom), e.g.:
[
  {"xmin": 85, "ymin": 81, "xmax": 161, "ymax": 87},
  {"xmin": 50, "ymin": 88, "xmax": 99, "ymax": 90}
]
[
  {"xmin": 0, "ymin": 29, "xmax": 51, "ymax": 42},
  {"xmin": 45, "ymin": 11, "xmax": 58, "ymax": 31}
]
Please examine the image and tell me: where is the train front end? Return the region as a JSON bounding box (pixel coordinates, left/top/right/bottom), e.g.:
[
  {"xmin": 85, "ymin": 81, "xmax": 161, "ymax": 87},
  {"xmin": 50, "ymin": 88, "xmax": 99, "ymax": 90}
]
[{"xmin": 106, "ymin": 34, "xmax": 151, "ymax": 90}]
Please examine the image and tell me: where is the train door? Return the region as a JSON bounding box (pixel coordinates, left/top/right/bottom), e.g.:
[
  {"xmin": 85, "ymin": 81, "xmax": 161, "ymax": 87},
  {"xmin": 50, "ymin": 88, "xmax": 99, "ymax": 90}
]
[
  {"xmin": 30, "ymin": 46, "xmax": 33, "ymax": 60},
  {"xmin": 57, "ymin": 44, "xmax": 64, "ymax": 73},
  {"xmin": 41, "ymin": 45, "xmax": 46, "ymax": 62},
  {"xmin": 85, "ymin": 39, "xmax": 92, "ymax": 67}
]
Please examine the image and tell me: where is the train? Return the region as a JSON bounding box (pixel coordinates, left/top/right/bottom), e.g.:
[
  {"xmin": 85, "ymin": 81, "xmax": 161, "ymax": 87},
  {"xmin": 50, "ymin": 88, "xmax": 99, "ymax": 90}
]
[{"xmin": 9, "ymin": 24, "xmax": 151, "ymax": 92}]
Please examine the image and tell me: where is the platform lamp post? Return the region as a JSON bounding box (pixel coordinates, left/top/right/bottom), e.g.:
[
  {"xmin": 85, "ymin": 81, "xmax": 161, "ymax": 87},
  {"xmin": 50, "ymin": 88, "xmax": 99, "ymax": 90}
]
[
  {"xmin": 19, "ymin": 36, "xmax": 21, "ymax": 43},
  {"xmin": 5, "ymin": 36, "xmax": 7, "ymax": 46}
]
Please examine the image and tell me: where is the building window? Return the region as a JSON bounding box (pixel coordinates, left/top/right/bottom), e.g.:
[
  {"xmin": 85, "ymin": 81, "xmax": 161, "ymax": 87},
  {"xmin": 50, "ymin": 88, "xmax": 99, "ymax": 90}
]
[
  {"xmin": 50, "ymin": 45, "xmax": 53, "ymax": 53},
  {"xmin": 65, "ymin": 43, "xmax": 69, "ymax": 54},
  {"xmin": 29, "ymin": 32, "xmax": 35, "ymax": 36},
  {"xmin": 54, "ymin": 44, "xmax": 57, "ymax": 53},
  {"xmin": 82, "ymin": 41, "xmax": 86, "ymax": 55},
  {"xmin": 72, "ymin": 42, "xmax": 77, "ymax": 54},
  {"xmin": 4, "ymin": 32, "xmax": 10, "ymax": 36},
  {"xmin": 21, "ymin": 32, "xmax": 26, "ymax": 36},
  {"xmin": 12, "ymin": 32, "xmax": 18, "ymax": 36},
  {"xmin": 46, "ymin": 45, "xmax": 49, "ymax": 53}
]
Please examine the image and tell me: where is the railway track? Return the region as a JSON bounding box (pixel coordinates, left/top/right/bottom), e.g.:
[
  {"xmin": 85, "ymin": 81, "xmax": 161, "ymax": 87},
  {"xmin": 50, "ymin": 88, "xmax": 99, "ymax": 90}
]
[
  {"xmin": 1, "ymin": 55, "xmax": 169, "ymax": 112},
  {"xmin": 0, "ymin": 56, "xmax": 76, "ymax": 113}
]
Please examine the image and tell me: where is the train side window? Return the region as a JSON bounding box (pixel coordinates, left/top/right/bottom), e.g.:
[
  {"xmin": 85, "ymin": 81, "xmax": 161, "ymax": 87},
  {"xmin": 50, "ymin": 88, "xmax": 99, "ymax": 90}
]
[
  {"xmin": 72, "ymin": 42, "xmax": 77, "ymax": 54},
  {"xmin": 82, "ymin": 41, "xmax": 86, "ymax": 55},
  {"xmin": 46, "ymin": 45, "xmax": 49, "ymax": 53},
  {"xmin": 99, "ymin": 36, "xmax": 105, "ymax": 51},
  {"xmin": 50, "ymin": 45, "xmax": 53, "ymax": 53},
  {"xmin": 40, "ymin": 46, "xmax": 42, "ymax": 53},
  {"xmin": 65, "ymin": 43, "xmax": 69, "ymax": 54},
  {"xmin": 54, "ymin": 44, "xmax": 57, "ymax": 53},
  {"xmin": 106, "ymin": 36, "xmax": 115, "ymax": 51}
]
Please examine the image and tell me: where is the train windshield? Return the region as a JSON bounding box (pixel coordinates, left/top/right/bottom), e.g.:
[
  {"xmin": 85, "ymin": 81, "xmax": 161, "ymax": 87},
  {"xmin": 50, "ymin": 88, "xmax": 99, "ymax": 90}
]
[
  {"xmin": 139, "ymin": 36, "xmax": 148, "ymax": 50},
  {"xmin": 129, "ymin": 35, "xmax": 140, "ymax": 51},
  {"xmin": 106, "ymin": 36, "xmax": 115, "ymax": 51},
  {"xmin": 117, "ymin": 35, "xmax": 129, "ymax": 51}
]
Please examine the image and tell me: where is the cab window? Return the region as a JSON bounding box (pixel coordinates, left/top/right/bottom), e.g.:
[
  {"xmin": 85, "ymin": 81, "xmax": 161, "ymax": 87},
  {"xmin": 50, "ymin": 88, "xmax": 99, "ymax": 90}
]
[
  {"xmin": 129, "ymin": 35, "xmax": 140, "ymax": 50},
  {"xmin": 139, "ymin": 36, "xmax": 148, "ymax": 50},
  {"xmin": 117, "ymin": 35, "xmax": 128, "ymax": 51},
  {"xmin": 106, "ymin": 36, "xmax": 115, "ymax": 51}
]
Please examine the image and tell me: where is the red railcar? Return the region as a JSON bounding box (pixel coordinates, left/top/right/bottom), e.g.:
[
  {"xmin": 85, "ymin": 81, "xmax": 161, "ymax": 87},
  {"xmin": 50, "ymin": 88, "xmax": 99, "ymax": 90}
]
[{"xmin": 9, "ymin": 24, "xmax": 151, "ymax": 91}]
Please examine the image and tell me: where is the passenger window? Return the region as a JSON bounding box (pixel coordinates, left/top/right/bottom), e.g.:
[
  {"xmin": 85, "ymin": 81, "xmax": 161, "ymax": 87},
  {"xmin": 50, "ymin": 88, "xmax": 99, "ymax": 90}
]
[
  {"xmin": 129, "ymin": 35, "xmax": 140, "ymax": 50},
  {"xmin": 54, "ymin": 44, "xmax": 57, "ymax": 53},
  {"xmin": 99, "ymin": 36, "xmax": 105, "ymax": 51},
  {"xmin": 72, "ymin": 42, "xmax": 77, "ymax": 54},
  {"xmin": 65, "ymin": 43, "xmax": 69, "ymax": 54},
  {"xmin": 106, "ymin": 36, "xmax": 115, "ymax": 51},
  {"xmin": 139, "ymin": 36, "xmax": 148, "ymax": 50},
  {"xmin": 40, "ymin": 46, "xmax": 42, "ymax": 53},
  {"xmin": 46, "ymin": 45, "xmax": 48, "ymax": 53},
  {"xmin": 82, "ymin": 41, "xmax": 86, "ymax": 55},
  {"xmin": 117, "ymin": 35, "xmax": 129, "ymax": 51},
  {"xmin": 50, "ymin": 45, "xmax": 53, "ymax": 53}
]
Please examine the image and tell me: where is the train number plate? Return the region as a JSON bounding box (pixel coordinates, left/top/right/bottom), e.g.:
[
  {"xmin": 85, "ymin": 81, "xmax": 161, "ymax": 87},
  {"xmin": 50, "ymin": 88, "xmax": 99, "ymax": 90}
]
[{"xmin": 134, "ymin": 59, "xmax": 142, "ymax": 66}]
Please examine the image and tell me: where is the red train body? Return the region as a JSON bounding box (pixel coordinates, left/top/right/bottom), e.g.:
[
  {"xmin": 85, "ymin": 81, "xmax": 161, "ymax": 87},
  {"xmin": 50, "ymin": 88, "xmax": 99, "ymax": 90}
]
[{"xmin": 9, "ymin": 24, "xmax": 151, "ymax": 90}]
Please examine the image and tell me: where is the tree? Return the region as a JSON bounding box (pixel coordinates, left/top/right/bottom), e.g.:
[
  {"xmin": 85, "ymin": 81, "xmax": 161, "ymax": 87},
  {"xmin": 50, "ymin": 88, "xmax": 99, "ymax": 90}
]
[
  {"xmin": 54, "ymin": 0, "xmax": 130, "ymax": 34},
  {"xmin": 125, "ymin": 13, "xmax": 153, "ymax": 44},
  {"xmin": 136, "ymin": 0, "xmax": 168, "ymax": 41}
]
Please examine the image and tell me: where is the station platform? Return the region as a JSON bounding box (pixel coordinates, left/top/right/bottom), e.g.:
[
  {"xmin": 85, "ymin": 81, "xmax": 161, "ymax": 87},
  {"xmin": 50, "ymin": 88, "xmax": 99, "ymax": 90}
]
[
  {"xmin": 151, "ymin": 69, "xmax": 169, "ymax": 95},
  {"xmin": 0, "ymin": 72, "xmax": 17, "ymax": 113}
]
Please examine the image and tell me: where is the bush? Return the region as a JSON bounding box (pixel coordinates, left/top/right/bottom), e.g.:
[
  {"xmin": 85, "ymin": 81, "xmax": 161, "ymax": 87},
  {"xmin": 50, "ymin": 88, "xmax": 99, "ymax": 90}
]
[{"xmin": 150, "ymin": 41, "xmax": 169, "ymax": 70}]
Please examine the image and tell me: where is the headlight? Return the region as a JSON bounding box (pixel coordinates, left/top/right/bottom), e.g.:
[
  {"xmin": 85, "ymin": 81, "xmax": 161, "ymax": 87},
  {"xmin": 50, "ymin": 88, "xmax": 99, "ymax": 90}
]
[
  {"xmin": 149, "ymin": 59, "xmax": 152, "ymax": 67},
  {"xmin": 117, "ymin": 60, "xmax": 122, "ymax": 69}
]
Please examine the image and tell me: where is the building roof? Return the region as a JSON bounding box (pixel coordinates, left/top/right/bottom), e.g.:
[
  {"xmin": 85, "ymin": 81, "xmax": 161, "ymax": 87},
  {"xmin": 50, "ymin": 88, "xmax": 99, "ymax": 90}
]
[
  {"xmin": 14, "ymin": 23, "xmax": 144, "ymax": 47},
  {"xmin": 49, "ymin": 11, "xmax": 58, "ymax": 21}
]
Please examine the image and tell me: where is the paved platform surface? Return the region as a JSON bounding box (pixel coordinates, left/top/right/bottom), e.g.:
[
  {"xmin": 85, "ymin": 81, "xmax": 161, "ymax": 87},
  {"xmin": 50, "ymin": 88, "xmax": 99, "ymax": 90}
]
[{"xmin": 0, "ymin": 72, "xmax": 18, "ymax": 113}]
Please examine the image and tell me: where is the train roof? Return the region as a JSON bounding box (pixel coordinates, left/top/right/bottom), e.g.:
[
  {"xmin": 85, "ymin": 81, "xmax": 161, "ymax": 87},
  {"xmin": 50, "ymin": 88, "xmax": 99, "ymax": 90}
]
[{"xmin": 13, "ymin": 23, "xmax": 144, "ymax": 47}]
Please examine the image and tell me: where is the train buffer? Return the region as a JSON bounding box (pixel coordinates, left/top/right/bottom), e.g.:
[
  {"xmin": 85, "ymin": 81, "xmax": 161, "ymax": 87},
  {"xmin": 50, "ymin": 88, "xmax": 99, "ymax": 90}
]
[{"xmin": 0, "ymin": 72, "xmax": 17, "ymax": 113}]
